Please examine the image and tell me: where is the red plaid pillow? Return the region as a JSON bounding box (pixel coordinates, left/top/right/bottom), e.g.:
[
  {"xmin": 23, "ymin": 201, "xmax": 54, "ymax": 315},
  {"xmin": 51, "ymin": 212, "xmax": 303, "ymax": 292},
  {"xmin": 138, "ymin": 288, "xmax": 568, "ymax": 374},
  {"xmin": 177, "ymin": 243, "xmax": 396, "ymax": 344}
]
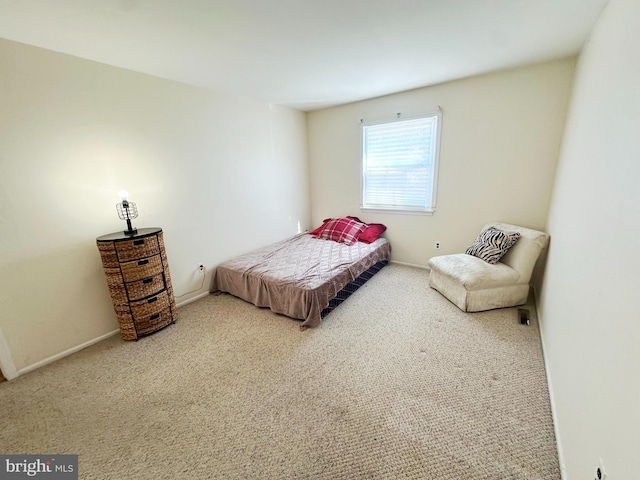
[
  {"xmin": 314, "ymin": 217, "xmax": 367, "ymax": 246},
  {"xmin": 309, "ymin": 218, "xmax": 332, "ymax": 236},
  {"xmin": 346, "ymin": 216, "xmax": 387, "ymax": 243}
]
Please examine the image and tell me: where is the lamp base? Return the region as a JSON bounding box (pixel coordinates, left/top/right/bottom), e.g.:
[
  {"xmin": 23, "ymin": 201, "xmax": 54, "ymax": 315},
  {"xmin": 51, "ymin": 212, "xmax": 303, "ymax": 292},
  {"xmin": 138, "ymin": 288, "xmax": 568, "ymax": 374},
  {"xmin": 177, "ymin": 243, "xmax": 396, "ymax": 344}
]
[{"xmin": 123, "ymin": 218, "xmax": 137, "ymax": 236}]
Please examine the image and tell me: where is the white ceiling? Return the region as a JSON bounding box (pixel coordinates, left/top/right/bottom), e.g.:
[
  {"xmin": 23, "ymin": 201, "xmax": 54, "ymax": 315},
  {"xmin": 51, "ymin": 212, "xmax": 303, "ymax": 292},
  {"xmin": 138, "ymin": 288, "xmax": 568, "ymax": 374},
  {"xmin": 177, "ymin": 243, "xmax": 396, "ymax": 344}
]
[{"xmin": 0, "ymin": 0, "xmax": 608, "ymax": 111}]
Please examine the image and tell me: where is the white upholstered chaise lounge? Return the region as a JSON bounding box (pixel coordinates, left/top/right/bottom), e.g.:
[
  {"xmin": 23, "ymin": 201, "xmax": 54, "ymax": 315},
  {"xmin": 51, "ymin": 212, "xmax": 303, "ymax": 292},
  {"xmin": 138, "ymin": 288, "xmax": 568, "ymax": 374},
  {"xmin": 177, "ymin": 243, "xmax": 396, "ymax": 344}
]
[{"xmin": 427, "ymin": 222, "xmax": 549, "ymax": 312}]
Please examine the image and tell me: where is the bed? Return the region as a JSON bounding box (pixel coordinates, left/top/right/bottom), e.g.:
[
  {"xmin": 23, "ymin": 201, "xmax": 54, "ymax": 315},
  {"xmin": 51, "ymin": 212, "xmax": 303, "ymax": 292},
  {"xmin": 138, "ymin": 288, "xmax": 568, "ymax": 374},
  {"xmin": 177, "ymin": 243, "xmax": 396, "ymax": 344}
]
[{"xmin": 209, "ymin": 232, "xmax": 391, "ymax": 328}]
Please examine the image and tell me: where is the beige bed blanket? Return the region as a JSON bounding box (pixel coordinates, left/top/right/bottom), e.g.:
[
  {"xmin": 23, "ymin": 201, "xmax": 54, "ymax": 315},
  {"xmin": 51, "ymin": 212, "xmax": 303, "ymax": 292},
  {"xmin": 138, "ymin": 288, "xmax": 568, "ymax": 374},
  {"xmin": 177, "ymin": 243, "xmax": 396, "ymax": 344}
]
[{"xmin": 209, "ymin": 233, "xmax": 391, "ymax": 328}]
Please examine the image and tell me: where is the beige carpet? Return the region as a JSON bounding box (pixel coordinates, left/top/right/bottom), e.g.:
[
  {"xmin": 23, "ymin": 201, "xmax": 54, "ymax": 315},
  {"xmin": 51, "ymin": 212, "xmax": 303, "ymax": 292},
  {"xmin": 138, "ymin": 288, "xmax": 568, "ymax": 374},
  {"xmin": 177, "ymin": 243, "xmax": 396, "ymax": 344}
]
[{"xmin": 0, "ymin": 264, "xmax": 560, "ymax": 479}]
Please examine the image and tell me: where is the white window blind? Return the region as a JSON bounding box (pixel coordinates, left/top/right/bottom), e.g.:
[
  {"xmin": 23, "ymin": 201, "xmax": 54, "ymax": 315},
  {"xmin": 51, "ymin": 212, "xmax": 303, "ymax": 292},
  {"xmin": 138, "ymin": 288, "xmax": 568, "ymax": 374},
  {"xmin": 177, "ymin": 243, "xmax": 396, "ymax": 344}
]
[{"xmin": 361, "ymin": 112, "xmax": 441, "ymax": 213}]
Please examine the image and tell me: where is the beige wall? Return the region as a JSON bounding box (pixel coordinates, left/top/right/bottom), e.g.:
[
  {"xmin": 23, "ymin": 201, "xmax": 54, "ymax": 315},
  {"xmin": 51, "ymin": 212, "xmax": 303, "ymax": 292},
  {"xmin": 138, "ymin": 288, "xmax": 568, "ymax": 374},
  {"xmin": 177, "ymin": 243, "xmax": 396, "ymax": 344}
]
[
  {"xmin": 0, "ymin": 39, "xmax": 309, "ymax": 373},
  {"xmin": 538, "ymin": 1, "xmax": 640, "ymax": 479},
  {"xmin": 307, "ymin": 59, "xmax": 576, "ymax": 267}
]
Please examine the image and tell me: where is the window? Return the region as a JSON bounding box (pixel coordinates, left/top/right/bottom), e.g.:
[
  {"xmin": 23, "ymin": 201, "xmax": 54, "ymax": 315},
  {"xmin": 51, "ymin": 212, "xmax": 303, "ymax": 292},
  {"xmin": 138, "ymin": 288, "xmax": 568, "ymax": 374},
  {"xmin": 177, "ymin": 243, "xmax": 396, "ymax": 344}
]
[{"xmin": 361, "ymin": 111, "xmax": 441, "ymax": 213}]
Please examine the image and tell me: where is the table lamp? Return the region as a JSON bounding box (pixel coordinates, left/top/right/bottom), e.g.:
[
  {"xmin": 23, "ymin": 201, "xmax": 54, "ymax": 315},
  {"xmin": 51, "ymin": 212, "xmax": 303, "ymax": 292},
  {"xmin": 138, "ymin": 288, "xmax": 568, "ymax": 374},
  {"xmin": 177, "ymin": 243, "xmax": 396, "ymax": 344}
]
[{"xmin": 116, "ymin": 189, "xmax": 138, "ymax": 235}]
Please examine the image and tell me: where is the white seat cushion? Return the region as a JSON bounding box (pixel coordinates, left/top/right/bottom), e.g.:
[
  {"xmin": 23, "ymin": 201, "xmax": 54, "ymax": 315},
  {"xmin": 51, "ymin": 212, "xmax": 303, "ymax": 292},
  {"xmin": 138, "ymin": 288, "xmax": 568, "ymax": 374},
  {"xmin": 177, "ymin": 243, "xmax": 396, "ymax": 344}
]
[{"xmin": 428, "ymin": 253, "xmax": 521, "ymax": 290}]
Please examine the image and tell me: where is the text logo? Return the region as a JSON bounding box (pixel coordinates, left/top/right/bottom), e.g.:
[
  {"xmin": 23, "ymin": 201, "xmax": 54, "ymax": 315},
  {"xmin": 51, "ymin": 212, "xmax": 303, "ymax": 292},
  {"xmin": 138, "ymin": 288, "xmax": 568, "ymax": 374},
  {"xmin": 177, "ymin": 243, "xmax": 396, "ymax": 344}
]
[{"xmin": 1, "ymin": 455, "xmax": 78, "ymax": 479}]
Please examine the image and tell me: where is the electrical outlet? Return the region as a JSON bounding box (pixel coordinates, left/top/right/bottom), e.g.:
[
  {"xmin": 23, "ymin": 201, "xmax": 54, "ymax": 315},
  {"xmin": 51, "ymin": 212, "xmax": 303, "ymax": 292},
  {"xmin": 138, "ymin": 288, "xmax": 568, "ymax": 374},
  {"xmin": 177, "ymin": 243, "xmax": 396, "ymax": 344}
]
[
  {"xmin": 595, "ymin": 458, "xmax": 607, "ymax": 480},
  {"xmin": 197, "ymin": 263, "xmax": 205, "ymax": 273},
  {"xmin": 435, "ymin": 242, "xmax": 441, "ymax": 249},
  {"xmin": 518, "ymin": 308, "xmax": 530, "ymax": 326}
]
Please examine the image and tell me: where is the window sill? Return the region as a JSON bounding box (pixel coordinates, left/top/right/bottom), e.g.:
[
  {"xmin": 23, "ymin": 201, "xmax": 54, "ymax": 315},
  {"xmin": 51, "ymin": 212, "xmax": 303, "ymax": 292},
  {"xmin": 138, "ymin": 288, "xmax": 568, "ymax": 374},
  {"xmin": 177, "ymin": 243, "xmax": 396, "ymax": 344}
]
[{"xmin": 360, "ymin": 207, "xmax": 435, "ymax": 216}]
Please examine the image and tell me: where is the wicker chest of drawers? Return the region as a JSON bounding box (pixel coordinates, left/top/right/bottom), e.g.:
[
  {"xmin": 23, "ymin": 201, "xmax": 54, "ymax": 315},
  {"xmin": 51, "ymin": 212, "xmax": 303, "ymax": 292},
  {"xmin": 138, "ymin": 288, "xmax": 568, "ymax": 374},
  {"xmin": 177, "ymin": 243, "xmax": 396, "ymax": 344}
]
[{"xmin": 97, "ymin": 228, "xmax": 177, "ymax": 340}]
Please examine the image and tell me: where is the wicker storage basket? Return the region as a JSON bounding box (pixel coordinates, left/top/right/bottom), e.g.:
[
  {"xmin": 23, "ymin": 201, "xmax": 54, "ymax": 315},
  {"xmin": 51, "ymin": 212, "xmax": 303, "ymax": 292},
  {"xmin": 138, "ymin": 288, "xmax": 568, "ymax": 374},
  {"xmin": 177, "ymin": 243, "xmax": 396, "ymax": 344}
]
[{"xmin": 97, "ymin": 228, "xmax": 177, "ymax": 340}]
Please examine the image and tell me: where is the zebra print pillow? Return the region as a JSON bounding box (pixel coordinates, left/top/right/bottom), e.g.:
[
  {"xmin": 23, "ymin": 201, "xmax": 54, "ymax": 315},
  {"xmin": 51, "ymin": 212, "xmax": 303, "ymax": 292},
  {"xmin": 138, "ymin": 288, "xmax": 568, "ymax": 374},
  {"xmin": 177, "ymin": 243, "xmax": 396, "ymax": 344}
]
[{"xmin": 465, "ymin": 227, "xmax": 521, "ymax": 264}]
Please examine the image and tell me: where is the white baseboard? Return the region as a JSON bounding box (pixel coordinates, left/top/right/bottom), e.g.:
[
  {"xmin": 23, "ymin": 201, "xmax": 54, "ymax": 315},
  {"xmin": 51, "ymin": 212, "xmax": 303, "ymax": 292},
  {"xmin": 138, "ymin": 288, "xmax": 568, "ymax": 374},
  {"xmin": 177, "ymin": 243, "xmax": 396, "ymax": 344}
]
[
  {"xmin": 389, "ymin": 260, "xmax": 430, "ymax": 270},
  {"xmin": 17, "ymin": 328, "xmax": 120, "ymax": 378},
  {"xmin": 176, "ymin": 291, "xmax": 210, "ymax": 308},
  {"xmin": 10, "ymin": 292, "xmax": 210, "ymax": 380},
  {"xmin": 534, "ymin": 288, "xmax": 568, "ymax": 480}
]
